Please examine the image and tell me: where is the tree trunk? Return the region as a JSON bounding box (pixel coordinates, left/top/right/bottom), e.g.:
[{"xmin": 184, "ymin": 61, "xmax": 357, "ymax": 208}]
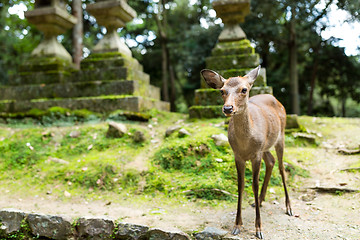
[
  {"xmin": 72, "ymin": 0, "xmax": 83, "ymax": 69},
  {"xmin": 168, "ymin": 62, "xmax": 176, "ymax": 111},
  {"xmin": 155, "ymin": 0, "xmax": 170, "ymax": 102},
  {"xmin": 160, "ymin": 39, "xmax": 169, "ymax": 101},
  {"xmin": 307, "ymin": 49, "xmax": 319, "ymax": 115},
  {"xmin": 289, "ymin": 6, "xmax": 300, "ymax": 115},
  {"xmin": 341, "ymin": 98, "xmax": 346, "ymax": 117}
]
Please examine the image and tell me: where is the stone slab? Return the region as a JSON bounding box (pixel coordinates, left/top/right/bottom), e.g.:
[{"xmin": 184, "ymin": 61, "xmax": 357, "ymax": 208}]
[
  {"xmin": 206, "ymin": 53, "xmax": 260, "ymax": 71},
  {"xmin": 27, "ymin": 213, "xmax": 73, "ymax": 240},
  {"xmin": 76, "ymin": 217, "xmax": 114, "ymax": 240},
  {"xmin": 189, "ymin": 105, "xmax": 224, "ymax": 119},
  {"xmin": 0, "ymin": 96, "xmax": 170, "ymax": 113},
  {"xmin": 0, "ymin": 80, "xmax": 160, "ymax": 101},
  {"xmin": 76, "ymin": 67, "xmax": 150, "ymax": 84},
  {"xmin": 0, "ymin": 208, "xmax": 26, "ymax": 235}
]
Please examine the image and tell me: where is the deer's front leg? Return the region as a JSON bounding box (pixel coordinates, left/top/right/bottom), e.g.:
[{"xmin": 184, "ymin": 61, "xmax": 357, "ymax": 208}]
[
  {"xmin": 252, "ymin": 156, "xmax": 264, "ymax": 239},
  {"xmin": 232, "ymin": 159, "xmax": 245, "ymax": 235}
]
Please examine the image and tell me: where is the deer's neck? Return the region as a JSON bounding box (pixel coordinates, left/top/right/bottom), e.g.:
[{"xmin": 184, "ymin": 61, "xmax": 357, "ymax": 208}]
[{"xmin": 231, "ymin": 104, "xmax": 253, "ymax": 138}]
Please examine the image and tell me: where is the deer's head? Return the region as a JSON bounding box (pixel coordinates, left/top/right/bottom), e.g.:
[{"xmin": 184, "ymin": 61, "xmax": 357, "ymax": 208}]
[{"xmin": 201, "ymin": 66, "xmax": 260, "ymax": 117}]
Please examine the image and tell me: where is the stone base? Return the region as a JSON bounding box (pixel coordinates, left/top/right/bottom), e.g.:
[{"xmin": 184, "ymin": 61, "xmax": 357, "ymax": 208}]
[
  {"xmin": 1, "ymin": 51, "xmax": 169, "ymax": 115},
  {"xmin": 0, "ymin": 96, "xmax": 170, "ymax": 114},
  {"xmin": 188, "ymin": 105, "xmax": 224, "ymax": 119},
  {"xmin": 0, "ymin": 80, "xmax": 160, "ymax": 101}
]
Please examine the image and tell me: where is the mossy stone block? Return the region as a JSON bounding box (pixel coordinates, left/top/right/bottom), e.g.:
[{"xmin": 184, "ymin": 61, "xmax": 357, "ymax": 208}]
[
  {"xmin": 286, "ymin": 114, "xmax": 301, "ymax": 129},
  {"xmin": 194, "ymin": 89, "xmax": 223, "ymax": 106},
  {"xmin": 212, "ymin": 45, "xmax": 254, "ymax": 56},
  {"xmin": 249, "ymin": 86, "xmax": 273, "ymax": 96},
  {"xmin": 206, "ymin": 53, "xmax": 259, "ymax": 71},
  {"xmin": 188, "ymin": 105, "xmax": 224, "ymax": 119},
  {"xmin": 11, "ymin": 71, "xmax": 72, "ymax": 85},
  {"xmin": 215, "ymin": 39, "xmax": 252, "ymax": 48},
  {"xmin": 75, "ymin": 67, "xmax": 150, "ymax": 84},
  {"xmin": 0, "ymin": 96, "xmax": 170, "ymax": 114},
  {"xmin": 19, "ymin": 56, "xmax": 74, "ymax": 73},
  {"xmin": 0, "ymin": 80, "xmax": 148, "ymax": 101}
]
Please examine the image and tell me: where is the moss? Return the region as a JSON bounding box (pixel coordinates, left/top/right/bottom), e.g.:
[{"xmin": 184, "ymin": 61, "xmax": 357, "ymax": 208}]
[
  {"xmin": 188, "ymin": 105, "xmax": 224, "ymax": 119},
  {"xmin": 108, "ymin": 110, "xmax": 151, "ymax": 122},
  {"xmin": 206, "ymin": 53, "xmax": 260, "ymax": 70}
]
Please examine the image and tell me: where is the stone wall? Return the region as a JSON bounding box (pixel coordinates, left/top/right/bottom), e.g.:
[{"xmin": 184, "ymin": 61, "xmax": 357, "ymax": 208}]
[{"xmin": 0, "ymin": 208, "xmax": 237, "ymax": 240}]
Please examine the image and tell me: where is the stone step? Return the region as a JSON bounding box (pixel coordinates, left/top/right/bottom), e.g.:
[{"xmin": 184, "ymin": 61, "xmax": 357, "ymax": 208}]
[
  {"xmin": 0, "ymin": 96, "xmax": 170, "ymax": 114},
  {"xmin": 189, "ymin": 105, "xmax": 224, "ymax": 119},
  {"xmin": 211, "ymin": 41, "xmax": 254, "ymax": 56},
  {"xmin": 75, "ymin": 67, "xmax": 150, "ymax": 84},
  {"xmin": 0, "ymin": 80, "xmax": 161, "ymax": 101},
  {"xmin": 190, "ymin": 87, "xmax": 273, "ymax": 118},
  {"xmin": 206, "ymin": 53, "xmax": 259, "ymax": 71},
  {"xmin": 195, "ymin": 86, "xmax": 272, "ymax": 107},
  {"xmin": 200, "ymin": 68, "xmax": 267, "ymax": 88},
  {"xmin": 10, "ymin": 67, "xmax": 150, "ymax": 86},
  {"xmin": 80, "ymin": 54, "xmax": 143, "ymax": 72}
]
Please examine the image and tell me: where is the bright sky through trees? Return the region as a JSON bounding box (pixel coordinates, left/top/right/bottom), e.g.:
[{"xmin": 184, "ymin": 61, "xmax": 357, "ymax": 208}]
[{"xmin": 6, "ymin": 1, "xmax": 360, "ymax": 56}]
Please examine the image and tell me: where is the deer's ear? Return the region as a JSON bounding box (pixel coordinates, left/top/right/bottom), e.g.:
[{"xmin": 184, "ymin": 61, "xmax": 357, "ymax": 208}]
[
  {"xmin": 244, "ymin": 65, "xmax": 261, "ymax": 86},
  {"xmin": 201, "ymin": 69, "xmax": 226, "ymax": 89}
]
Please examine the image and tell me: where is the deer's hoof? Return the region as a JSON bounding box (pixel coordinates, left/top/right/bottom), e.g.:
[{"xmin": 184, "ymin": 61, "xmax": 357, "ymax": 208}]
[
  {"xmin": 256, "ymin": 231, "xmax": 264, "ymax": 239},
  {"xmin": 286, "ymin": 208, "xmax": 293, "ymax": 216},
  {"xmin": 231, "ymin": 226, "xmax": 241, "ymax": 235}
]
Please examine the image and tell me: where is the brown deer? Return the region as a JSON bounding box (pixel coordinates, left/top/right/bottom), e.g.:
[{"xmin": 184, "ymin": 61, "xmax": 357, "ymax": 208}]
[{"xmin": 201, "ymin": 66, "xmax": 292, "ymax": 239}]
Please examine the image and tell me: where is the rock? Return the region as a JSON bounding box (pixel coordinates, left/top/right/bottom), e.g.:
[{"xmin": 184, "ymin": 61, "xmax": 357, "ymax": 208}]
[
  {"xmin": 76, "ymin": 217, "xmax": 114, "ymax": 240},
  {"xmin": 114, "ymin": 222, "xmax": 149, "ymax": 239},
  {"xmin": 147, "ymin": 228, "xmax": 171, "ymax": 240},
  {"xmin": 27, "ymin": 213, "xmax": 73, "ymax": 240},
  {"xmin": 170, "ymin": 231, "xmax": 191, "ymax": 240},
  {"xmin": 0, "ymin": 208, "xmax": 26, "ymax": 235},
  {"xmin": 178, "ymin": 128, "xmax": 191, "ymax": 137},
  {"xmin": 69, "ymin": 130, "xmax": 80, "ymax": 138},
  {"xmin": 47, "ymin": 157, "xmax": 69, "ymax": 165},
  {"xmin": 211, "ymin": 133, "xmax": 229, "ymax": 146},
  {"xmin": 292, "ymin": 132, "xmax": 317, "ymax": 144},
  {"xmin": 194, "ymin": 227, "xmax": 228, "ymax": 240},
  {"xmin": 132, "ymin": 130, "xmax": 146, "ymax": 143},
  {"xmin": 286, "ymin": 114, "xmax": 301, "ymax": 129},
  {"xmin": 165, "ymin": 125, "xmax": 181, "ymax": 137},
  {"xmin": 106, "ymin": 121, "xmax": 127, "ymax": 138}
]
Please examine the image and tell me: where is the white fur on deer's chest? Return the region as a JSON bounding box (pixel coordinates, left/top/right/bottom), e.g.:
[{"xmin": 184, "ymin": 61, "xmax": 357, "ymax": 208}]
[{"xmin": 227, "ymin": 123, "xmax": 263, "ymax": 161}]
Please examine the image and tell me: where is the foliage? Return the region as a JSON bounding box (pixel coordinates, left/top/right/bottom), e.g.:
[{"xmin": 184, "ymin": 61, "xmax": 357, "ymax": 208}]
[{"xmin": 0, "ymin": 112, "xmax": 309, "ymax": 204}]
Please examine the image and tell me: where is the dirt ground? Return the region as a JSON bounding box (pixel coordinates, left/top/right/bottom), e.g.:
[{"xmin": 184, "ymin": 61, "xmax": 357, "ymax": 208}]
[{"xmin": 1, "ymin": 117, "xmax": 360, "ymax": 239}]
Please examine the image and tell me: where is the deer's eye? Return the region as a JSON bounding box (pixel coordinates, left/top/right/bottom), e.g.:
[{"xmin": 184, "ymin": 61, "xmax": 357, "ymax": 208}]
[
  {"xmin": 241, "ymin": 88, "xmax": 247, "ymax": 94},
  {"xmin": 220, "ymin": 90, "xmax": 225, "ymax": 95}
]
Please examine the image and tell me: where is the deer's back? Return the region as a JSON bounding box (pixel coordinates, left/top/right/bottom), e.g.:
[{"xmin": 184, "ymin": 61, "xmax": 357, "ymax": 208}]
[
  {"xmin": 228, "ymin": 94, "xmax": 286, "ymax": 158},
  {"xmin": 249, "ymin": 94, "xmax": 286, "ymax": 144}
]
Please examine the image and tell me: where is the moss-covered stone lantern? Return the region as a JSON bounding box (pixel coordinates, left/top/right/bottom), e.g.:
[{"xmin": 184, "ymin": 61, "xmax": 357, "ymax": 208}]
[
  {"xmin": 189, "ymin": 0, "xmax": 273, "ymax": 119},
  {"xmin": 25, "ymin": 0, "xmax": 77, "ymax": 62},
  {"xmin": 86, "ymin": 0, "xmax": 136, "ymax": 56}
]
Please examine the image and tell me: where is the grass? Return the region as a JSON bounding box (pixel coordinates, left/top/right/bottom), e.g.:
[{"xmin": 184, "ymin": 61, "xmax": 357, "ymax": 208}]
[{"xmin": 0, "ymin": 110, "xmax": 314, "ymax": 207}]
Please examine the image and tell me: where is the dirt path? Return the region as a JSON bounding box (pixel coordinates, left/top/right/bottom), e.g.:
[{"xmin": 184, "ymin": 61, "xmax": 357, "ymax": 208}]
[{"xmin": 1, "ymin": 117, "xmax": 360, "ymax": 239}]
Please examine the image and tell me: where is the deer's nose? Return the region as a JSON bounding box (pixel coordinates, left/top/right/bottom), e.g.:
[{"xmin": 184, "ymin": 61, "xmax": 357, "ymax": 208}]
[{"xmin": 223, "ymin": 105, "xmax": 233, "ymax": 114}]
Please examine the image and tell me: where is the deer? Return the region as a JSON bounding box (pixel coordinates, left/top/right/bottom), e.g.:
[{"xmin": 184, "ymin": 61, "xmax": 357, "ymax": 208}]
[{"xmin": 201, "ymin": 65, "xmax": 292, "ymax": 239}]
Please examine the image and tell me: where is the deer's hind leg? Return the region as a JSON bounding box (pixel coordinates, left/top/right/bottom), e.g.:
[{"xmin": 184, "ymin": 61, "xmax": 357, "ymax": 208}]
[
  {"xmin": 259, "ymin": 151, "xmax": 276, "ymax": 205},
  {"xmin": 275, "ymin": 140, "xmax": 293, "ymax": 216}
]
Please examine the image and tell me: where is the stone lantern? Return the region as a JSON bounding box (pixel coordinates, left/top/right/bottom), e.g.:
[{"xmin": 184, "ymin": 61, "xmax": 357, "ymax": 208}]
[
  {"xmin": 25, "ymin": 0, "xmax": 77, "ymax": 63},
  {"xmin": 189, "ymin": 0, "xmax": 272, "ymax": 118},
  {"xmin": 213, "ymin": 0, "xmax": 250, "ymax": 42},
  {"xmin": 86, "ymin": 0, "xmax": 136, "ymax": 56}
]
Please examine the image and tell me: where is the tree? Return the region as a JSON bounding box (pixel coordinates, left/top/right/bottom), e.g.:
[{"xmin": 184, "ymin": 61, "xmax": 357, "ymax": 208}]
[
  {"xmin": 72, "ymin": 0, "xmax": 83, "ymax": 69},
  {"xmin": 127, "ymin": 0, "xmax": 220, "ymax": 111}
]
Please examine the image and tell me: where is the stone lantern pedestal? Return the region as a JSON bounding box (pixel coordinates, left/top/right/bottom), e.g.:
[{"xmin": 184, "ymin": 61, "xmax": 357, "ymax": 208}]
[
  {"xmin": 10, "ymin": 0, "xmax": 78, "ymax": 86},
  {"xmin": 189, "ymin": 0, "xmax": 272, "ymax": 118},
  {"xmin": 0, "ymin": 0, "xmax": 169, "ymax": 115}
]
